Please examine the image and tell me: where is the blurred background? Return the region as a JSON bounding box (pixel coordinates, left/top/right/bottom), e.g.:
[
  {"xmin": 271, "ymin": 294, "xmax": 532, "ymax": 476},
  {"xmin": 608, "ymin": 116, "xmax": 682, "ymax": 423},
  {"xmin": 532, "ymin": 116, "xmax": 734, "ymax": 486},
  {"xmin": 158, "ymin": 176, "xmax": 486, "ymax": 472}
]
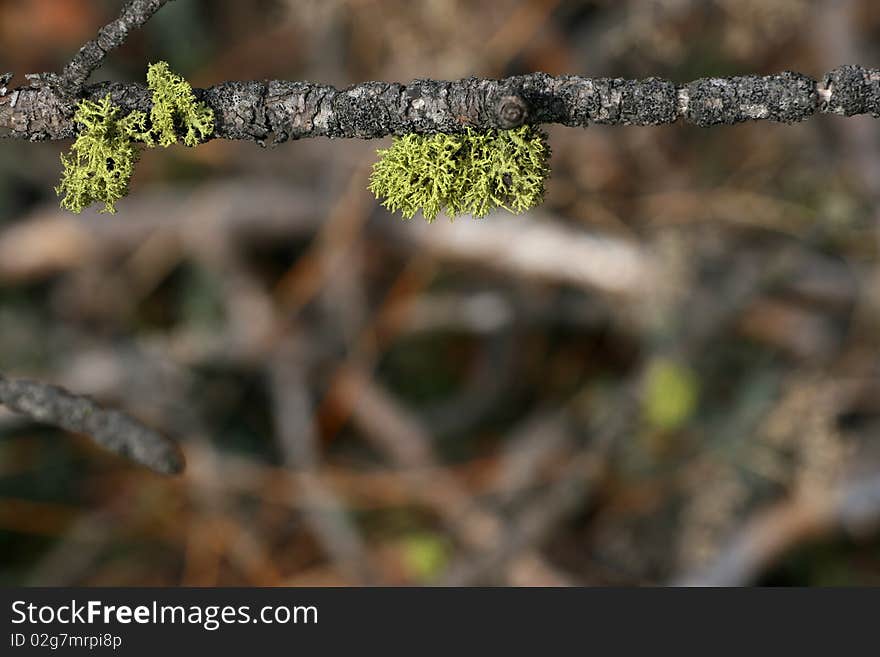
[{"xmin": 2, "ymin": 0, "xmax": 880, "ymax": 586}]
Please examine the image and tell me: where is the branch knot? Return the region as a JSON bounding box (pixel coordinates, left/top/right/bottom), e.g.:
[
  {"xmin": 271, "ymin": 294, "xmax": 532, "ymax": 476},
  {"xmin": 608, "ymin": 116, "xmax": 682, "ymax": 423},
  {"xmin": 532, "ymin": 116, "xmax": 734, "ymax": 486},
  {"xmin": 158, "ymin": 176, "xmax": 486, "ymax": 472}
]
[{"xmin": 496, "ymin": 95, "xmax": 528, "ymax": 129}]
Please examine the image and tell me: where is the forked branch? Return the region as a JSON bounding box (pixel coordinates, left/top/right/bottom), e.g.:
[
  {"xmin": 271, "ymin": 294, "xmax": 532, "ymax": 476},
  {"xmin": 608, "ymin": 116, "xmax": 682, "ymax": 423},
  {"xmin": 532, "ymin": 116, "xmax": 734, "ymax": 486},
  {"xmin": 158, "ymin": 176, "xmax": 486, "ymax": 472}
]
[{"xmin": 58, "ymin": 0, "xmax": 174, "ymax": 96}]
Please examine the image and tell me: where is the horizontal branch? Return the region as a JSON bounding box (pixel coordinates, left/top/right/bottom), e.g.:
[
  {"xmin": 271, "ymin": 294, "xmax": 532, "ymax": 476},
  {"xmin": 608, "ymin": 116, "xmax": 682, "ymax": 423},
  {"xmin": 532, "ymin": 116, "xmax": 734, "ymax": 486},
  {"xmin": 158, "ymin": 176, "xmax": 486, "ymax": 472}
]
[
  {"xmin": 1, "ymin": 66, "xmax": 879, "ymax": 144},
  {"xmin": 0, "ymin": 373, "xmax": 185, "ymax": 474}
]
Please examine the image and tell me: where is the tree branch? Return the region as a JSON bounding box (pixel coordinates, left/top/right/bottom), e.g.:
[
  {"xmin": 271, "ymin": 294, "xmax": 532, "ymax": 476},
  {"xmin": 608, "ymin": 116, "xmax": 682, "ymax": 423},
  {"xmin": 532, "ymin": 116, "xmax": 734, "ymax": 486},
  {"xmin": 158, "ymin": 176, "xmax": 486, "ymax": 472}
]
[
  {"xmin": 673, "ymin": 473, "xmax": 880, "ymax": 586},
  {"xmin": 57, "ymin": 0, "xmax": 173, "ymax": 96},
  {"xmin": 0, "ymin": 373, "xmax": 185, "ymax": 474},
  {"xmin": 1, "ymin": 66, "xmax": 879, "ymax": 144}
]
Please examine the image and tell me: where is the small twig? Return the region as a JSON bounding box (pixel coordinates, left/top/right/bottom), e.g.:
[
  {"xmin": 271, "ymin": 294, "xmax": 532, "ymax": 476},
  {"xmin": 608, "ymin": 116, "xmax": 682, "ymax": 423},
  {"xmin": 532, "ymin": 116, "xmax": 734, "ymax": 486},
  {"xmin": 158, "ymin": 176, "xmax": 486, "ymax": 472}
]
[
  {"xmin": 27, "ymin": 509, "xmax": 116, "ymax": 585},
  {"xmin": 403, "ymin": 211, "xmax": 657, "ymax": 296},
  {"xmin": 439, "ymin": 385, "xmax": 635, "ymax": 585},
  {"xmin": 340, "ymin": 366, "xmax": 580, "ymax": 584},
  {"xmin": 57, "ymin": 0, "xmax": 173, "ymax": 96},
  {"xmin": 0, "ymin": 373, "xmax": 184, "ymax": 474},
  {"xmin": 268, "ymin": 342, "xmax": 373, "ymax": 584},
  {"xmin": 0, "ymin": 180, "xmax": 321, "ymax": 285},
  {"xmin": 673, "ymin": 472, "xmax": 880, "ymax": 586},
  {"xmin": 440, "ymin": 450, "xmax": 605, "ymax": 586},
  {"xmin": 338, "ymin": 365, "xmax": 502, "ymax": 550}
]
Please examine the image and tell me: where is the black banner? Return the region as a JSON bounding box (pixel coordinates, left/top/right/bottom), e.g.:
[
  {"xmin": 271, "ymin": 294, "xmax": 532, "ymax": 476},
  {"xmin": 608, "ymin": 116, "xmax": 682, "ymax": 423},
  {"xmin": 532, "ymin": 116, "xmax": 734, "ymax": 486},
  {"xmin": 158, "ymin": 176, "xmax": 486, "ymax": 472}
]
[{"xmin": 0, "ymin": 587, "xmax": 874, "ymax": 653}]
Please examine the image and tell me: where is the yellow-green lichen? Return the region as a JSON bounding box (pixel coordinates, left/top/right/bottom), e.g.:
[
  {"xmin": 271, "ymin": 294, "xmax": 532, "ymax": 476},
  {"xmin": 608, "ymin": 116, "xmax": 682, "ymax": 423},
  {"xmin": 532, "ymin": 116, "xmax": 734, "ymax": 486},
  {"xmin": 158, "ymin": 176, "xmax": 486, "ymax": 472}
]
[
  {"xmin": 56, "ymin": 61, "xmax": 215, "ymax": 214},
  {"xmin": 55, "ymin": 95, "xmax": 151, "ymax": 214},
  {"xmin": 368, "ymin": 125, "xmax": 550, "ymax": 222},
  {"xmin": 399, "ymin": 532, "xmax": 450, "ymax": 583},
  {"xmin": 643, "ymin": 358, "xmax": 700, "ymax": 432},
  {"xmin": 146, "ymin": 61, "xmax": 214, "ymax": 147}
]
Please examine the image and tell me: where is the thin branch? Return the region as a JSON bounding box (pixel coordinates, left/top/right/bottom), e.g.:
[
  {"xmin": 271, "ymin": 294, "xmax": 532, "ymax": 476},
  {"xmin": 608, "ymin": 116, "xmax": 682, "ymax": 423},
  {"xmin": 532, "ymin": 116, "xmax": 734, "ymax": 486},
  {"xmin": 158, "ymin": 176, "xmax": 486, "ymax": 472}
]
[
  {"xmin": 439, "ymin": 389, "xmax": 630, "ymax": 586},
  {"xmin": 338, "ymin": 365, "xmax": 502, "ymax": 551},
  {"xmin": 340, "ymin": 366, "xmax": 586, "ymax": 585},
  {"xmin": 673, "ymin": 473, "xmax": 880, "ymax": 586},
  {"xmin": 0, "ymin": 179, "xmax": 321, "ymax": 284},
  {"xmin": 403, "ymin": 210, "xmax": 657, "ymax": 297},
  {"xmin": 440, "ymin": 449, "xmax": 605, "ymax": 586},
  {"xmin": 1, "ymin": 66, "xmax": 879, "ymax": 143},
  {"xmin": 0, "ymin": 373, "xmax": 184, "ymax": 475},
  {"xmin": 57, "ymin": 0, "xmax": 173, "ymax": 96},
  {"xmin": 268, "ymin": 343, "xmax": 373, "ymax": 584}
]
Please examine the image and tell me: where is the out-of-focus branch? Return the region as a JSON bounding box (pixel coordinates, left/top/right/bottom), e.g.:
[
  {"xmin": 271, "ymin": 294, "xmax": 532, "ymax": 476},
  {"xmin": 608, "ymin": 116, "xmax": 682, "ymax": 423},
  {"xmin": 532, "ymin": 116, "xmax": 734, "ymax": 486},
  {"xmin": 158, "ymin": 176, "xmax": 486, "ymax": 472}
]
[
  {"xmin": 674, "ymin": 473, "xmax": 880, "ymax": 586},
  {"xmin": 405, "ymin": 211, "xmax": 657, "ymax": 297},
  {"xmin": 0, "ymin": 180, "xmax": 320, "ymax": 284},
  {"xmin": 337, "ymin": 365, "xmax": 503, "ymax": 552},
  {"xmin": 439, "ymin": 388, "xmax": 631, "ymax": 586},
  {"xmin": 339, "ymin": 366, "xmax": 582, "ymax": 585},
  {"xmin": 441, "ymin": 450, "xmax": 604, "ymax": 586},
  {"xmin": 269, "ymin": 343, "xmax": 373, "ymax": 584},
  {"xmin": 2, "ymin": 66, "xmax": 879, "ymax": 142},
  {"xmin": 0, "ymin": 373, "xmax": 184, "ymax": 474}
]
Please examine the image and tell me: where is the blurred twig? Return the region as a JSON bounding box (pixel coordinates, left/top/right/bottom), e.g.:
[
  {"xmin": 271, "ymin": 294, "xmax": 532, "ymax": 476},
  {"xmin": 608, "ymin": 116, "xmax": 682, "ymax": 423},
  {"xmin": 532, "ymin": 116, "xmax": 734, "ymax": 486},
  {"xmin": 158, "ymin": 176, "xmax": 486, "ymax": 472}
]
[
  {"xmin": 340, "ymin": 366, "xmax": 583, "ymax": 585},
  {"xmin": 269, "ymin": 341, "xmax": 374, "ymax": 584},
  {"xmin": 0, "ymin": 180, "xmax": 320, "ymax": 284},
  {"xmin": 674, "ymin": 472, "xmax": 880, "ymax": 586},
  {"xmin": 440, "ymin": 388, "xmax": 630, "ymax": 585},
  {"xmin": 0, "ymin": 373, "xmax": 184, "ymax": 474},
  {"xmin": 404, "ymin": 211, "xmax": 658, "ymax": 297}
]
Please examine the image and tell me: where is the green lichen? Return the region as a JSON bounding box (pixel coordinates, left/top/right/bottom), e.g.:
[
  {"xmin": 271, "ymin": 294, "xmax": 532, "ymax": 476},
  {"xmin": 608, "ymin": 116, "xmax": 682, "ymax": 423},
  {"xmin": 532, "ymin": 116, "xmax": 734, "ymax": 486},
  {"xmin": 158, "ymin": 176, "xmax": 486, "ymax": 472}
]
[
  {"xmin": 368, "ymin": 125, "xmax": 550, "ymax": 222},
  {"xmin": 643, "ymin": 358, "xmax": 700, "ymax": 432},
  {"xmin": 55, "ymin": 95, "xmax": 151, "ymax": 214},
  {"xmin": 146, "ymin": 61, "xmax": 214, "ymax": 147},
  {"xmin": 56, "ymin": 61, "xmax": 215, "ymax": 214}
]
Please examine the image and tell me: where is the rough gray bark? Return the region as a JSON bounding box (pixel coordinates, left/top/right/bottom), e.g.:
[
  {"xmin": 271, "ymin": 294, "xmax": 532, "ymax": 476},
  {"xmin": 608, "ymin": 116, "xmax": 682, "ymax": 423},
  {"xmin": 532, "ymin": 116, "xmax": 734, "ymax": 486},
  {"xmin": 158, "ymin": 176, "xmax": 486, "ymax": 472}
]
[
  {"xmin": 0, "ymin": 374, "xmax": 184, "ymax": 475},
  {"xmin": 2, "ymin": 67, "xmax": 879, "ymax": 144}
]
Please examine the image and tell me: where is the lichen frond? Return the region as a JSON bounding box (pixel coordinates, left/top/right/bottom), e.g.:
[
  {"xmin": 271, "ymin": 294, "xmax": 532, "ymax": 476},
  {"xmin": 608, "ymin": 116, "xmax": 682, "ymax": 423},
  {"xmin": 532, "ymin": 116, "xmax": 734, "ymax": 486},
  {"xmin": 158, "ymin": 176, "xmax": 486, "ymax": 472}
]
[
  {"xmin": 369, "ymin": 132, "xmax": 463, "ymax": 221},
  {"xmin": 369, "ymin": 126, "xmax": 550, "ymax": 222},
  {"xmin": 146, "ymin": 61, "xmax": 215, "ymax": 147},
  {"xmin": 55, "ymin": 95, "xmax": 149, "ymax": 214},
  {"xmin": 57, "ymin": 63, "xmax": 216, "ymax": 214}
]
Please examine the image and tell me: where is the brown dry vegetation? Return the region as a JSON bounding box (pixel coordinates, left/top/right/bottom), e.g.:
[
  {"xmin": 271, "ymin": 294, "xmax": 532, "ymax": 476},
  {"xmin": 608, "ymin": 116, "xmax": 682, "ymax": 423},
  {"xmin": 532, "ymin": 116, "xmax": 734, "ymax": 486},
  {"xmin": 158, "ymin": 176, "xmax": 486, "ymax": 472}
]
[{"xmin": 1, "ymin": 0, "xmax": 880, "ymax": 586}]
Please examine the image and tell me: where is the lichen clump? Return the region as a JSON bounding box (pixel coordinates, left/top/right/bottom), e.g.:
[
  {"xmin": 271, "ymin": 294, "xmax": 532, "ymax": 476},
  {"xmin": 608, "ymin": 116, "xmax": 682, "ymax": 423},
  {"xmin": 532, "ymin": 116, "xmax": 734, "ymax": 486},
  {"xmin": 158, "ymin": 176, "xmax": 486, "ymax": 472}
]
[
  {"xmin": 56, "ymin": 61, "xmax": 215, "ymax": 214},
  {"xmin": 55, "ymin": 95, "xmax": 151, "ymax": 214},
  {"xmin": 146, "ymin": 60, "xmax": 214, "ymax": 147},
  {"xmin": 368, "ymin": 125, "xmax": 550, "ymax": 222}
]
